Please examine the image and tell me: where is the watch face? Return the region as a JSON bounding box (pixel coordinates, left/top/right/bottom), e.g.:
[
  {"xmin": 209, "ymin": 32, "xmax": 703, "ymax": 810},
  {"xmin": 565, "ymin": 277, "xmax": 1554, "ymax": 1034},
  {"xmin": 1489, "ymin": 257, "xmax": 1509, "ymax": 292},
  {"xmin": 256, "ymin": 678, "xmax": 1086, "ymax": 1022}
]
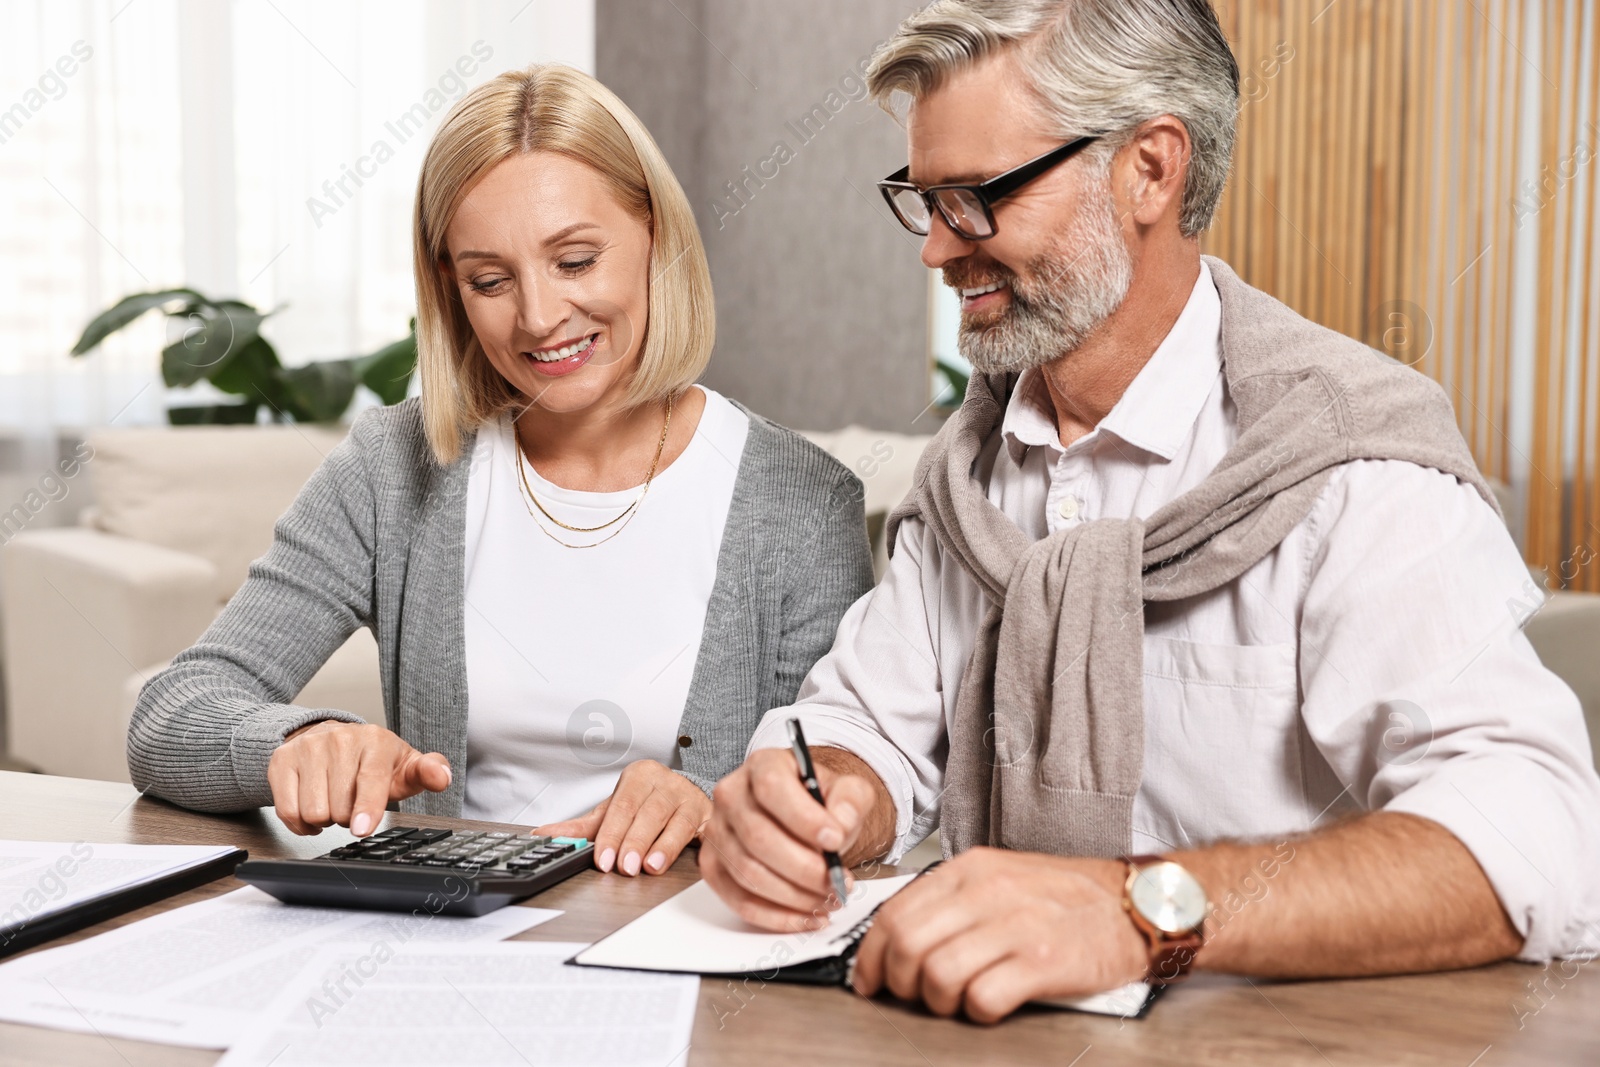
[{"xmin": 1129, "ymin": 861, "xmax": 1208, "ymax": 935}]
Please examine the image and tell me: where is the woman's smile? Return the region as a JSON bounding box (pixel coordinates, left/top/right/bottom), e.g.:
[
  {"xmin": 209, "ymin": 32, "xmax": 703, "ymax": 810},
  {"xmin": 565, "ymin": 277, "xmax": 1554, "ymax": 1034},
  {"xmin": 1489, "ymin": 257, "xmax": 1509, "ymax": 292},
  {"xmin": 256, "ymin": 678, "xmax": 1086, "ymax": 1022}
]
[{"xmin": 525, "ymin": 330, "xmax": 602, "ymax": 377}]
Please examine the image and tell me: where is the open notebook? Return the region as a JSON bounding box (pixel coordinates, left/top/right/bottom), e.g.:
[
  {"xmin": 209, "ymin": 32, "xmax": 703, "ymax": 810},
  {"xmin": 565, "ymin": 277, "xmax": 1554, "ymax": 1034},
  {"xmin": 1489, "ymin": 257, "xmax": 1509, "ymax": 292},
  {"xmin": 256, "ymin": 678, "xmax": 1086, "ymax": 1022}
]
[{"xmin": 571, "ymin": 871, "xmax": 1157, "ymax": 1018}]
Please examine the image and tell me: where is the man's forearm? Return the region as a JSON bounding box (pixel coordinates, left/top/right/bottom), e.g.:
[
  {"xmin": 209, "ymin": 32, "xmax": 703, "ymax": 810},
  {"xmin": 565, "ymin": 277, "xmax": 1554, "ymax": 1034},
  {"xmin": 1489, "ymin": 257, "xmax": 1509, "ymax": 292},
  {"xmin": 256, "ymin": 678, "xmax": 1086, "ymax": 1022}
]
[
  {"xmin": 1173, "ymin": 811, "xmax": 1522, "ymax": 977},
  {"xmin": 813, "ymin": 746, "xmax": 898, "ymax": 866}
]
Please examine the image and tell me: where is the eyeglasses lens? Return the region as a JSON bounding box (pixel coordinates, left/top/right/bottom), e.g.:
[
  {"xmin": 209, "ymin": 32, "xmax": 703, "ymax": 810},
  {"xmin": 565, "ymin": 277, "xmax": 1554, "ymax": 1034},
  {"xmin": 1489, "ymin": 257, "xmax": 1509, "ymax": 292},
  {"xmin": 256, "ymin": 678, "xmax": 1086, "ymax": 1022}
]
[
  {"xmin": 889, "ymin": 187, "xmax": 932, "ymax": 234},
  {"xmin": 935, "ymin": 188, "xmax": 994, "ymax": 238}
]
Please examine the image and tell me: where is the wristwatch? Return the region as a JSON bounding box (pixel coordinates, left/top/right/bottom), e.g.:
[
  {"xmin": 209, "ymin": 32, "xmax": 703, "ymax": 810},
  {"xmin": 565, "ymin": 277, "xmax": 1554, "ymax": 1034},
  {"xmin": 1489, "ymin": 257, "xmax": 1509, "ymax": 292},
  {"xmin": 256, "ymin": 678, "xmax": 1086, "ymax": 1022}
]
[{"xmin": 1120, "ymin": 854, "xmax": 1209, "ymax": 985}]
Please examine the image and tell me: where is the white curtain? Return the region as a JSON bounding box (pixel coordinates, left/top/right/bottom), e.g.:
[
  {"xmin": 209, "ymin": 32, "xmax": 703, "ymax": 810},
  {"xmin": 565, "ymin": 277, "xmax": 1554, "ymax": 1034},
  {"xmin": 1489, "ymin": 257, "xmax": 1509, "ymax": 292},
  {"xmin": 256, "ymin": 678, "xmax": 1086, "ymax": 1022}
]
[{"xmin": 0, "ymin": 0, "xmax": 593, "ymax": 449}]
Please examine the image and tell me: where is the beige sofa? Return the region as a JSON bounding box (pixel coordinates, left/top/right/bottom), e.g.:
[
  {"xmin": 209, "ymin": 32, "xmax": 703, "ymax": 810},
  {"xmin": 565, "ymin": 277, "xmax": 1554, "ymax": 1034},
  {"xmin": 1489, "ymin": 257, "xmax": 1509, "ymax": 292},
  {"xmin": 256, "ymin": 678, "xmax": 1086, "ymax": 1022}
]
[
  {"xmin": 1, "ymin": 425, "xmax": 382, "ymax": 782},
  {"xmin": 1484, "ymin": 481, "xmax": 1600, "ymax": 756}
]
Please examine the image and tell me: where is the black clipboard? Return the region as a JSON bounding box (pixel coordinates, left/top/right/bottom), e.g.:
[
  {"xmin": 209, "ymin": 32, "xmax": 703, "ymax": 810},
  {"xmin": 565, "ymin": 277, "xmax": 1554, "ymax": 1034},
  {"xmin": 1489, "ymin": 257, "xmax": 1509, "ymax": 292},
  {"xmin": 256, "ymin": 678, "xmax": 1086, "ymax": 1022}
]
[{"xmin": 0, "ymin": 847, "xmax": 248, "ymax": 960}]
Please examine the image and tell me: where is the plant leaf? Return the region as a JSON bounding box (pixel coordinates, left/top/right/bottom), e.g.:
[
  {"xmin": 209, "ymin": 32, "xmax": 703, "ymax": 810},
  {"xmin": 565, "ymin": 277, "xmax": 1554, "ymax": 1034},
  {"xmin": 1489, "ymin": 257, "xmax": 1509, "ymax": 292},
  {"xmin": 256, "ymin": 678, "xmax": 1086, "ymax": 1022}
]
[
  {"xmin": 279, "ymin": 359, "xmax": 358, "ymax": 423},
  {"xmin": 934, "ymin": 357, "xmax": 970, "ymax": 405},
  {"xmin": 353, "ymin": 330, "xmax": 418, "ymax": 405},
  {"xmin": 72, "ymin": 288, "xmax": 207, "ymax": 356},
  {"xmin": 209, "ymin": 337, "xmax": 286, "ymax": 409},
  {"xmin": 160, "ymin": 306, "xmax": 269, "ymax": 388}
]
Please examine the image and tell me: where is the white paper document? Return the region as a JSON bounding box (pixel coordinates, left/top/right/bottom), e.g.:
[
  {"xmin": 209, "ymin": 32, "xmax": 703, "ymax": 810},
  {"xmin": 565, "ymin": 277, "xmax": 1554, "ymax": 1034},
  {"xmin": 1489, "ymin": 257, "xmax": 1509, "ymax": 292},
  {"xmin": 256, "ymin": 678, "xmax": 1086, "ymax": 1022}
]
[
  {"xmin": 217, "ymin": 941, "xmax": 700, "ymax": 1067},
  {"xmin": 0, "ymin": 886, "xmax": 559, "ymax": 1048},
  {"xmin": 0, "ymin": 839, "xmax": 238, "ymax": 945},
  {"xmin": 574, "ymin": 873, "xmax": 916, "ymax": 974}
]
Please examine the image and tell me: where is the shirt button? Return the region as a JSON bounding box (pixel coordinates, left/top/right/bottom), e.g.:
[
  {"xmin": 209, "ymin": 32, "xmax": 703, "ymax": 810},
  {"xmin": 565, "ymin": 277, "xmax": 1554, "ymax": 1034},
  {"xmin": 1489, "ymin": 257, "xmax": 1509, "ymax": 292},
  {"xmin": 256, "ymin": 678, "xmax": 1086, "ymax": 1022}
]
[
  {"xmin": 1057, "ymin": 495, "xmax": 1081, "ymax": 520},
  {"xmin": 678, "ymin": 735, "xmax": 693, "ymax": 748}
]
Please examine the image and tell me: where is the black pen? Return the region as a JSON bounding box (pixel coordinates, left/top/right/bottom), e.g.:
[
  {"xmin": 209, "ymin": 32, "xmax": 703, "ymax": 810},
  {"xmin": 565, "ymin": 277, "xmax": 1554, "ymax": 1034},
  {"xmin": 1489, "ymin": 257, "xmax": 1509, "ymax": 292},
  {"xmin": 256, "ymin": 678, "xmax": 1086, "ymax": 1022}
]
[{"xmin": 787, "ymin": 717, "xmax": 851, "ymax": 907}]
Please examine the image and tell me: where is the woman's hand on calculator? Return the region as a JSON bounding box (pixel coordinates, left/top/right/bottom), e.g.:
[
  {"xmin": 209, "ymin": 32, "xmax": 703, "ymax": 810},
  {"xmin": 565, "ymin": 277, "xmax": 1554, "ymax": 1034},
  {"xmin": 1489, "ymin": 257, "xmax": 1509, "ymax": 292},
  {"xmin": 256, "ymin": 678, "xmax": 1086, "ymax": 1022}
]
[
  {"xmin": 268, "ymin": 721, "xmax": 453, "ymax": 837},
  {"xmin": 534, "ymin": 759, "xmax": 710, "ymax": 877}
]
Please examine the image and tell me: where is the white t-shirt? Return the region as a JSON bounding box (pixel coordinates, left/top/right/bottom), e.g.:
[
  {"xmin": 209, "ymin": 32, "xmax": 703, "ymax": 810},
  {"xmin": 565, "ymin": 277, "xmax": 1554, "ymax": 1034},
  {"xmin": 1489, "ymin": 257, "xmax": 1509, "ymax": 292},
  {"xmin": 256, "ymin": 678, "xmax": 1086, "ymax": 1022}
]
[{"xmin": 460, "ymin": 386, "xmax": 749, "ymax": 825}]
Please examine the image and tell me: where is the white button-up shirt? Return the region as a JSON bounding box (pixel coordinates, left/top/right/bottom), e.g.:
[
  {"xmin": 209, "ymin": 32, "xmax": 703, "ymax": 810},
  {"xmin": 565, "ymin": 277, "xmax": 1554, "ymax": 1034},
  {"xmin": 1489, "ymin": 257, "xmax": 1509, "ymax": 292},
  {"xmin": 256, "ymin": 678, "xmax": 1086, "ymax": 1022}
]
[{"xmin": 750, "ymin": 261, "xmax": 1600, "ymax": 961}]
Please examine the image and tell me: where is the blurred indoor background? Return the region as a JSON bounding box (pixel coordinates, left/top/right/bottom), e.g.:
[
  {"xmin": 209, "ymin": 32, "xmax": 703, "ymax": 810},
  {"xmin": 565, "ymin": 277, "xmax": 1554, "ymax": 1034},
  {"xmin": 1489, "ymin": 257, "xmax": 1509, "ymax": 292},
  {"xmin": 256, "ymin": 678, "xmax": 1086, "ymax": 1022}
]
[{"xmin": 1, "ymin": 0, "xmax": 1597, "ymax": 776}]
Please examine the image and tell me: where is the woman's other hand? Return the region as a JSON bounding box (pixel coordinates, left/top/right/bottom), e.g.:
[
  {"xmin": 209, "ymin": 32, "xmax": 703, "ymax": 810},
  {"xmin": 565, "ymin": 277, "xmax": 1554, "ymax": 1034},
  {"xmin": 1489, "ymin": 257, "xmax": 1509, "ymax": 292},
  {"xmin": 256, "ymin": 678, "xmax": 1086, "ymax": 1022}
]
[
  {"xmin": 267, "ymin": 721, "xmax": 453, "ymax": 837},
  {"xmin": 535, "ymin": 760, "xmax": 709, "ymax": 876}
]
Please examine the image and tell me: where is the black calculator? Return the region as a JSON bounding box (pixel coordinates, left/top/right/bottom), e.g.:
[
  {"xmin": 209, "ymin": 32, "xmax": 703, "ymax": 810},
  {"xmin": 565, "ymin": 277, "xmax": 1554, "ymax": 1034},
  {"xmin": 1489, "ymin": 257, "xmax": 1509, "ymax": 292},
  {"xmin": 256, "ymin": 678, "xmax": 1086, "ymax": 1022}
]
[{"xmin": 235, "ymin": 825, "xmax": 595, "ymax": 917}]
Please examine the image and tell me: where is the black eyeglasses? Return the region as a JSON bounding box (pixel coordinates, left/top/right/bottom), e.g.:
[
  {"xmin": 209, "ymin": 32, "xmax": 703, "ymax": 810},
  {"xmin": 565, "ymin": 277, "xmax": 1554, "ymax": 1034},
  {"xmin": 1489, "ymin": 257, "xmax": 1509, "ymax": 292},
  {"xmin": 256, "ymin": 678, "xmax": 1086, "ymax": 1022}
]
[{"xmin": 877, "ymin": 134, "xmax": 1101, "ymax": 240}]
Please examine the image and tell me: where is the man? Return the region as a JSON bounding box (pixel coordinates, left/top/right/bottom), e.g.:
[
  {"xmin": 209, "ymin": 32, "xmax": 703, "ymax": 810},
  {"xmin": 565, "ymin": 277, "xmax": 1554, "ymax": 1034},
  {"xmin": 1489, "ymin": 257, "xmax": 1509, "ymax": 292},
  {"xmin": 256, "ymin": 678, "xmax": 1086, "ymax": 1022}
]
[{"xmin": 699, "ymin": 0, "xmax": 1600, "ymax": 1025}]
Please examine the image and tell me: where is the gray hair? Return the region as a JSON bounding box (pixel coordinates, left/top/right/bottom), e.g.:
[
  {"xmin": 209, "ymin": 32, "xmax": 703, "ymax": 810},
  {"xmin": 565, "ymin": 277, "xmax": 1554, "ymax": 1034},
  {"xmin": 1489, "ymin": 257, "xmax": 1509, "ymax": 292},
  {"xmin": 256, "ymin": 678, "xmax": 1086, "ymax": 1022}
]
[{"xmin": 866, "ymin": 0, "xmax": 1239, "ymax": 237}]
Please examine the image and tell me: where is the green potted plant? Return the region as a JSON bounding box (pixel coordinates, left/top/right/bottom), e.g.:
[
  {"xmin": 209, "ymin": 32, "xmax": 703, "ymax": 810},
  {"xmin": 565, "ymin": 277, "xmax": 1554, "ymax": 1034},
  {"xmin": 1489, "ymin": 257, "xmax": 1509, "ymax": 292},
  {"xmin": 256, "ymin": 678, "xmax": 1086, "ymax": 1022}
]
[
  {"xmin": 934, "ymin": 355, "xmax": 969, "ymax": 409},
  {"xmin": 71, "ymin": 288, "xmax": 417, "ymax": 424}
]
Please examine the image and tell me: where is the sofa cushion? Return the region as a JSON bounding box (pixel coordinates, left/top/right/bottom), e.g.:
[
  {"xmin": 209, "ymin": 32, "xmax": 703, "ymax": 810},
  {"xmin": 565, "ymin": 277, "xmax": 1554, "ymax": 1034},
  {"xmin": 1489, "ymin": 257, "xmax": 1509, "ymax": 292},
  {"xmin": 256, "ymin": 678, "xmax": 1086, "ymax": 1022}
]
[{"xmin": 86, "ymin": 425, "xmax": 347, "ymax": 604}]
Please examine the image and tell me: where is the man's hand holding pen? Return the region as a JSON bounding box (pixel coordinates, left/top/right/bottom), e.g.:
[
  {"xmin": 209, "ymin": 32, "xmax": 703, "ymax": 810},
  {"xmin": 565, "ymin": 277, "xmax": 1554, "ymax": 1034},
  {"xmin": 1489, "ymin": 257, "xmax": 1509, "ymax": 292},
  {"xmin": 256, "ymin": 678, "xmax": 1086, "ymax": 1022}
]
[{"xmin": 698, "ymin": 738, "xmax": 896, "ymax": 933}]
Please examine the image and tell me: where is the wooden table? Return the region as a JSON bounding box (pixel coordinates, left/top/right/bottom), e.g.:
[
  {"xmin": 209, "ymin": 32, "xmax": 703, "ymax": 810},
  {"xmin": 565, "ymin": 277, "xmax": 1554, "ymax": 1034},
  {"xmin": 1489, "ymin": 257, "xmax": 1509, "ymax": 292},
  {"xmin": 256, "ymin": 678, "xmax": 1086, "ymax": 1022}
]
[{"xmin": 1, "ymin": 771, "xmax": 1594, "ymax": 1066}]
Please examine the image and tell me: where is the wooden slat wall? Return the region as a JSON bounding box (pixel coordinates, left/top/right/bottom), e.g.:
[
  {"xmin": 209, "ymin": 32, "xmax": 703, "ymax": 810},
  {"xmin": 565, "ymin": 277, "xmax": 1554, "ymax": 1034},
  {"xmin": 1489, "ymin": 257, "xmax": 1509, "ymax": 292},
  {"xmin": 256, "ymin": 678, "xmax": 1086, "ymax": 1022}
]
[{"xmin": 1205, "ymin": 0, "xmax": 1600, "ymax": 591}]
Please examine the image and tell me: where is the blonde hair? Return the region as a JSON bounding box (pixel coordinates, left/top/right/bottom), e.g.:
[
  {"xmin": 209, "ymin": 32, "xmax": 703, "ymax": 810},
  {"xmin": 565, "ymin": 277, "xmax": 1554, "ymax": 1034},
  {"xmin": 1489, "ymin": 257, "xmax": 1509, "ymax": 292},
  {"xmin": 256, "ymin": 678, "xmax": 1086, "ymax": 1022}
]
[{"xmin": 412, "ymin": 64, "xmax": 715, "ymax": 464}]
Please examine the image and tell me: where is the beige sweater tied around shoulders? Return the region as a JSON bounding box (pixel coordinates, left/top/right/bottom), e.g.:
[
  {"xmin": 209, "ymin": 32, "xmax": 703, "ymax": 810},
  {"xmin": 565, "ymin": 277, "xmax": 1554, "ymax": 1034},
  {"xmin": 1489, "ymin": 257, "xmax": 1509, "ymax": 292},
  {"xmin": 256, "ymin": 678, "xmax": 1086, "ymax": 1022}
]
[{"xmin": 887, "ymin": 256, "xmax": 1498, "ymax": 860}]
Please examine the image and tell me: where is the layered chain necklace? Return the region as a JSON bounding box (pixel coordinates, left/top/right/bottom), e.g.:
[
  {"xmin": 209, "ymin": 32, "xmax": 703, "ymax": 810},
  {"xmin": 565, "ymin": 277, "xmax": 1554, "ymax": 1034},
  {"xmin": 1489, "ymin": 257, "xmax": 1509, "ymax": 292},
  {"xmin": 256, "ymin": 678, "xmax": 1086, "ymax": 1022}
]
[{"xmin": 513, "ymin": 394, "xmax": 674, "ymax": 550}]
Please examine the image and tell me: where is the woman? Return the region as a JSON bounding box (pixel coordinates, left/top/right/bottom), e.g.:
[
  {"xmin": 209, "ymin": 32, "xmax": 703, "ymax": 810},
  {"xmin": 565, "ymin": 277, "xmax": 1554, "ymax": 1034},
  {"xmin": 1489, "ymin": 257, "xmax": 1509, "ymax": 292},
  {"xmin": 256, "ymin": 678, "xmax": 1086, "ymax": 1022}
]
[{"xmin": 127, "ymin": 64, "xmax": 874, "ymax": 878}]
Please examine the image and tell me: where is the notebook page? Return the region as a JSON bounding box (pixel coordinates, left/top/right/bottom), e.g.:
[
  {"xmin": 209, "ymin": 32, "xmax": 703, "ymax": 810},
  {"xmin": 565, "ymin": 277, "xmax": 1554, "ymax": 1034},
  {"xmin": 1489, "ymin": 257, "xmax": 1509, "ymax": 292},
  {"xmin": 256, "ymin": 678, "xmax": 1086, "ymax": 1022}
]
[
  {"xmin": 1038, "ymin": 982, "xmax": 1155, "ymax": 1018},
  {"xmin": 573, "ymin": 872, "xmax": 1154, "ymax": 1018},
  {"xmin": 573, "ymin": 874, "xmax": 917, "ymax": 974}
]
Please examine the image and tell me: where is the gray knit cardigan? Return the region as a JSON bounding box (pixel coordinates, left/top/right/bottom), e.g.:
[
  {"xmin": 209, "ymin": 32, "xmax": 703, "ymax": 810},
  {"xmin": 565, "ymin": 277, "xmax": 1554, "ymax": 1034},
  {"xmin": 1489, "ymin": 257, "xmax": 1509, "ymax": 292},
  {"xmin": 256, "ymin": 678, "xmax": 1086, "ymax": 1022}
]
[{"xmin": 126, "ymin": 397, "xmax": 875, "ymax": 817}]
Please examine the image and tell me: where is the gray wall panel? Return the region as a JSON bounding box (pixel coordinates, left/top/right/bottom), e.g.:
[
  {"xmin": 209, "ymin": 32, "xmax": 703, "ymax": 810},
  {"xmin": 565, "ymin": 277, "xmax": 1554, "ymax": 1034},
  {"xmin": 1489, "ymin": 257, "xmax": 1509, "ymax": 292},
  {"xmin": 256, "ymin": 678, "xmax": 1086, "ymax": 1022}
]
[{"xmin": 598, "ymin": 0, "xmax": 936, "ymax": 434}]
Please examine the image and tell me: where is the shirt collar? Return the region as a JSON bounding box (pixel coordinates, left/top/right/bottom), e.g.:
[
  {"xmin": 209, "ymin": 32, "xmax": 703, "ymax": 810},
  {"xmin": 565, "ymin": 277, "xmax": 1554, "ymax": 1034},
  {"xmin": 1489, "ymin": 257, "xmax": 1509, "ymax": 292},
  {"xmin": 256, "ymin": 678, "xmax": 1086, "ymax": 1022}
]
[{"xmin": 999, "ymin": 258, "xmax": 1222, "ymax": 463}]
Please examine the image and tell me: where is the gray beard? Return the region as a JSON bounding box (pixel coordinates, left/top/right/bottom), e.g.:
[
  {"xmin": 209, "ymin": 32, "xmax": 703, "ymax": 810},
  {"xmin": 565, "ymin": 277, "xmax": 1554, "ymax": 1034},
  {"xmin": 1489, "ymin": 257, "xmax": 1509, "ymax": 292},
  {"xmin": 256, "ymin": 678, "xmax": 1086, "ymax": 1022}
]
[{"xmin": 956, "ymin": 184, "xmax": 1133, "ymax": 375}]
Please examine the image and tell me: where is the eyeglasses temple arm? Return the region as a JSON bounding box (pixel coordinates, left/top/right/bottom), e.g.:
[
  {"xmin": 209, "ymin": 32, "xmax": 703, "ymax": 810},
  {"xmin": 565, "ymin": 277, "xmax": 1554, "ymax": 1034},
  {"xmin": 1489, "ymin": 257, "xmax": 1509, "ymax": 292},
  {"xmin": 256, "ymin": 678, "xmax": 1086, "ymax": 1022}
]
[{"xmin": 976, "ymin": 134, "xmax": 1101, "ymax": 203}]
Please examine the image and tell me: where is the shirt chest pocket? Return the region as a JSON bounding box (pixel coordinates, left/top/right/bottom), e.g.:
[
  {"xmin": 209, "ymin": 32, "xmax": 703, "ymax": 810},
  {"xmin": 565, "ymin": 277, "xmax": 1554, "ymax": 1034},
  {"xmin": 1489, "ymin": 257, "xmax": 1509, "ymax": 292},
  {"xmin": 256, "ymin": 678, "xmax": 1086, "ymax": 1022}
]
[{"xmin": 1139, "ymin": 635, "xmax": 1305, "ymax": 840}]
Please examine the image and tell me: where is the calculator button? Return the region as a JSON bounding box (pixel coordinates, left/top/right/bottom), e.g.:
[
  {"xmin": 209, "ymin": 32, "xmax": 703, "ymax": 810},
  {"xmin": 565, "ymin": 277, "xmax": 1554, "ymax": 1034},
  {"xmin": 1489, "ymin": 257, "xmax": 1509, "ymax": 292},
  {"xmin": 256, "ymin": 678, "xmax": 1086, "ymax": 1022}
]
[{"xmin": 409, "ymin": 829, "xmax": 452, "ymax": 843}]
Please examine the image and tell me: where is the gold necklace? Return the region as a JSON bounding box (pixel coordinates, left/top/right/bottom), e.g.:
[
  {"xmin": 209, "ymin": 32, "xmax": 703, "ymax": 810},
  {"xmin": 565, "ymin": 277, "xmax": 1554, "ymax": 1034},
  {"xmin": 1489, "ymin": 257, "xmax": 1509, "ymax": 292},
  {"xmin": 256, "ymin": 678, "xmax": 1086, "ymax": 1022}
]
[{"xmin": 514, "ymin": 394, "xmax": 674, "ymax": 549}]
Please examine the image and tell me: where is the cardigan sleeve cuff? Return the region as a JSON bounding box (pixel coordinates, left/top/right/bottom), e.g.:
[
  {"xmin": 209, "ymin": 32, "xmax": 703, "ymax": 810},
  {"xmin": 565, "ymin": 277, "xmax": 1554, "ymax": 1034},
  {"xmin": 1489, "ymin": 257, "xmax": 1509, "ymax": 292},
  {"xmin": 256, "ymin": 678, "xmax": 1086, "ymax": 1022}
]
[
  {"xmin": 228, "ymin": 705, "xmax": 369, "ymax": 807},
  {"xmin": 678, "ymin": 770, "xmax": 717, "ymax": 800}
]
